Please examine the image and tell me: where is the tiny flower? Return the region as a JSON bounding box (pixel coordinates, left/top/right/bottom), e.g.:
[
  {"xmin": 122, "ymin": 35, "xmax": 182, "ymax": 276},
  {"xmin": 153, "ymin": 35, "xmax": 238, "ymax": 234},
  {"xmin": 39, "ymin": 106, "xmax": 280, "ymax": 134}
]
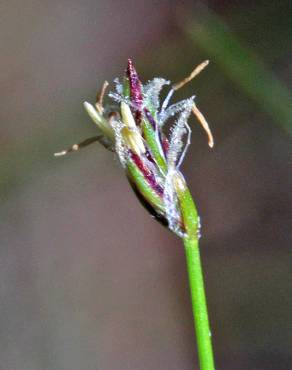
[{"xmin": 55, "ymin": 59, "xmax": 213, "ymax": 237}]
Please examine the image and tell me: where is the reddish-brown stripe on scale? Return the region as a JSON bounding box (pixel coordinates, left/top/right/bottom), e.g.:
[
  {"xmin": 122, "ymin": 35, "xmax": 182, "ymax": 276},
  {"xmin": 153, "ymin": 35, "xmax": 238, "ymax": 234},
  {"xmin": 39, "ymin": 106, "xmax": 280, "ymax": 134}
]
[
  {"xmin": 161, "ymin": 135, "xmax": 169, "ymax": 154},
  {"xmin": 130, "ymin": 152, "xmax": 164, "ymax": 196}
]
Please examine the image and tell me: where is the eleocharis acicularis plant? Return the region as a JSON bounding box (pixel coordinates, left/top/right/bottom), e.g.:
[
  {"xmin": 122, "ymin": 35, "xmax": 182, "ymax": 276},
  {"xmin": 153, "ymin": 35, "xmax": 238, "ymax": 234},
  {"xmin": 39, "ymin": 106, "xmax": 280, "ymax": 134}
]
[{"xmin": 55, "ymin": 59, "xmax": 215, "ymax": 370}]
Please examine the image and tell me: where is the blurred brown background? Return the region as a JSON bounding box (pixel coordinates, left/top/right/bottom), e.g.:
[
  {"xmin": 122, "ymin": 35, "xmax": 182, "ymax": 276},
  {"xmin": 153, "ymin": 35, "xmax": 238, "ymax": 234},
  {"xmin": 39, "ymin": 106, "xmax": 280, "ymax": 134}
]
[{"xmin": 1, "ymin": 1, "xmax": 292, "ymax": 369}]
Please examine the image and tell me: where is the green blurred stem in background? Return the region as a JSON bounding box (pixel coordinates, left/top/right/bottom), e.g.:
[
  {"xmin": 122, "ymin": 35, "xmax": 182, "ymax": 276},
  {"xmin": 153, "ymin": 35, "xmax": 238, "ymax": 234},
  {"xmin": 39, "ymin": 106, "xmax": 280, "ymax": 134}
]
[
  {"xmin": 177, "ymin": 183, "xmax": 215, "ymax": 370},
  {"xmin": 185, "ymin": 8, "xmax": 292, "ymax": 136}
]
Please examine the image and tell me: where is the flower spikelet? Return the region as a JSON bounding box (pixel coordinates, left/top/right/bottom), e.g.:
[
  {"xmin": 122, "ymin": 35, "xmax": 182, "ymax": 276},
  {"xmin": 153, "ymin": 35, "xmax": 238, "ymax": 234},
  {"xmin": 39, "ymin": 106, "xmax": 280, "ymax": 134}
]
[{"xmin": 57, "ymin": 59, "xmax": 213, "ymax": 237}]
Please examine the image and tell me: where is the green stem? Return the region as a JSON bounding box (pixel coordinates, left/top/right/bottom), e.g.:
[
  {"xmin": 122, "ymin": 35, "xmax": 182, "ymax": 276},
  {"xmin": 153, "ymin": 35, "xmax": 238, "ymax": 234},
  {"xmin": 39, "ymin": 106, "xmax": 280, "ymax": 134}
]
[
  {"xmin": 176, "ymin": 178, "xmax": 215, "ymax": 370},
  {"xmin": 184, "ymin": 237, "xmax": 215, "ymax": 370}
]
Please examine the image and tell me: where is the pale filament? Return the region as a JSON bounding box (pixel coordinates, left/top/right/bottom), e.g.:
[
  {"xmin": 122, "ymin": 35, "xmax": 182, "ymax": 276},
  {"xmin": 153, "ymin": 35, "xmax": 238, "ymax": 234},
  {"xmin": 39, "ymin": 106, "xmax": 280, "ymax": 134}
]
[
  {"xmin": 192, "ymin": 104, "xmax": 214, "ymax": 148},
  {"xmin": 95, "ymin": 80, "xmax": 109, "ymax": 113},
  {"xmin": 54, "ymin": 136, "xmax": 102, "ymax": 156},
  {"xmin": 172, "ymin": 60, "xmax": 209, "ymax": 91}
]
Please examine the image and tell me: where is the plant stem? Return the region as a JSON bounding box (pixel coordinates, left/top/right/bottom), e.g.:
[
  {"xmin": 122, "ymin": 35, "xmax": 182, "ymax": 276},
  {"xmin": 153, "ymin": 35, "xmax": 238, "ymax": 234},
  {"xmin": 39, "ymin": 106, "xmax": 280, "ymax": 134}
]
[
  {"xmin": 175, "ymin": 177, "xmax": 215, "ymax": 370},
  {"xmin": 184, "ymin": 237, "xmax": 215, "ymax": 370}
]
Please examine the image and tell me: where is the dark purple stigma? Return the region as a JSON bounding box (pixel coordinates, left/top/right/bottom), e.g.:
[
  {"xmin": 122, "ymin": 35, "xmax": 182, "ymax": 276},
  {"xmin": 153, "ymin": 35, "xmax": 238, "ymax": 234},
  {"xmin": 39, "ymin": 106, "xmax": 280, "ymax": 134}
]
[{"xmin": 127, "ymin": 59, "xmax": 143, "ymax": 124}]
